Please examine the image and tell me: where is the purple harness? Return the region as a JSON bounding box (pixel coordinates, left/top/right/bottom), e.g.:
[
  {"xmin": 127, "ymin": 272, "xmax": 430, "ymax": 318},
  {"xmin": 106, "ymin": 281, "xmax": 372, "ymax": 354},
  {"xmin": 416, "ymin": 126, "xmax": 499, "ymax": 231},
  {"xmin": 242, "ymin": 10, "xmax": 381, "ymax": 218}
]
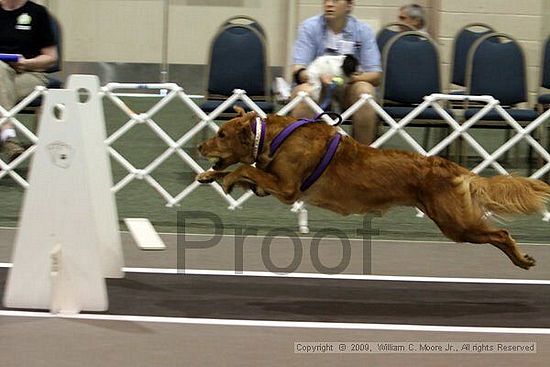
[{"xmin": 252, "ymin": 116, "xmax": 342, "ymax": 191}]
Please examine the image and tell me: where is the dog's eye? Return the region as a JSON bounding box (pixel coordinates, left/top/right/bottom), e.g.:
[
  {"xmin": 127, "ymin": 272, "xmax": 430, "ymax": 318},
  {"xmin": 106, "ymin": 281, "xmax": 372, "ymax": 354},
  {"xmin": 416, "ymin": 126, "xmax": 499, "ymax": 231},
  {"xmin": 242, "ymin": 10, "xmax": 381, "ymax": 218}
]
[{"xmin": 218, "ymin": 131, "xmax": 225, "ymax": 139}]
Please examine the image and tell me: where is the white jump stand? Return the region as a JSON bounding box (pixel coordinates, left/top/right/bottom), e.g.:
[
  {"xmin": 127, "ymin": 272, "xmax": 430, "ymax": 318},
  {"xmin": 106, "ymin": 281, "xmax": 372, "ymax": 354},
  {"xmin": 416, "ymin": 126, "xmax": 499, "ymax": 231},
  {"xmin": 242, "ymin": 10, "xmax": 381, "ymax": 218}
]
[{"xmin": 3, "ymin": 75, "xmax": 124, "ymax": 313}]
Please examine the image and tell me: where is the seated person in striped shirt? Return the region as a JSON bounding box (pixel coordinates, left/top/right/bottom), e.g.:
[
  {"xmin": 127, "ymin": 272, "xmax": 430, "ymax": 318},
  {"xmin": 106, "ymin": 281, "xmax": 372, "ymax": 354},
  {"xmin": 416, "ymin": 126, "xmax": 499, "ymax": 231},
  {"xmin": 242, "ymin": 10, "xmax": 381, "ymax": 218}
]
[{"xmin": 291, "ymin": 0, "xmax": 382, "ymax": 145}]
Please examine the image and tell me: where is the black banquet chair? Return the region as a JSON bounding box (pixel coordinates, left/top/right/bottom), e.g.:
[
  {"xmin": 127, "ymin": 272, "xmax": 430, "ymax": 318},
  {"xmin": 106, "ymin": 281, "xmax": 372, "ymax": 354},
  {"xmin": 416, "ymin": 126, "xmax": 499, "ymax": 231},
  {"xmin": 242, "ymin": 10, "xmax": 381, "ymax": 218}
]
[
  {"xmin": 463, "ymin": 33, "xmax": 540, "ymax": 169},
  {"xmin": 200, "ymin": 16, "xmax": 274, "ymax": 117},
  {"xmin": 376, "ymin": 22, "xmax": 414, "ymax": 57},
  {"xmin": 536, "ymin": 35, "xmax": 550, "ymax": 173},
  {"xmin": 537, "ymin": 35, "xmax": 550, "ymax": 113},
  {"xmin": 449, "ymin": 23, "xmax": 495, "ymax": 94},
  {"xmin": 381, "ymin": 31, "xmax": 454, "ymax": 153}
]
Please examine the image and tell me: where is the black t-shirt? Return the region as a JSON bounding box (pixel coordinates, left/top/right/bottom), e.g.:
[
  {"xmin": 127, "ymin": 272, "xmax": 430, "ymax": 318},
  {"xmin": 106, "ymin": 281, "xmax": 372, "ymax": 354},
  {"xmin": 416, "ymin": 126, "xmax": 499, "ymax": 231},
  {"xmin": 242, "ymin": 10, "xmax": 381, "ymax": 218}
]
[{"xmin": 0, "ymin": 1, "xmax": 56, "ymax": 59}]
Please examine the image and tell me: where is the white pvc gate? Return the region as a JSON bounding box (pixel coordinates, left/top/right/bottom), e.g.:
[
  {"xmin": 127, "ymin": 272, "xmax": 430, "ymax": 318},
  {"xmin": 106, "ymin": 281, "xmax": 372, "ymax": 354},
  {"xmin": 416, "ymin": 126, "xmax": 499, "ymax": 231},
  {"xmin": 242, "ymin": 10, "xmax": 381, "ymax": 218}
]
[{"xmin": 1, "ymin": 81, "xmax": 550, "ymax": 223}]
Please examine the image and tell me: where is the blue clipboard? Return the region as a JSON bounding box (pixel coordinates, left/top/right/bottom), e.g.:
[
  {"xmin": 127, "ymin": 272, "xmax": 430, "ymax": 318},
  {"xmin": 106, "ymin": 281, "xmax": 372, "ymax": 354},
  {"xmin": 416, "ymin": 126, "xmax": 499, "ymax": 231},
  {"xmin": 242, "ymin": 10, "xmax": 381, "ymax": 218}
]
[{"xmin": 0, "ymin": 53, "xmax": 22, "ymax": 62}]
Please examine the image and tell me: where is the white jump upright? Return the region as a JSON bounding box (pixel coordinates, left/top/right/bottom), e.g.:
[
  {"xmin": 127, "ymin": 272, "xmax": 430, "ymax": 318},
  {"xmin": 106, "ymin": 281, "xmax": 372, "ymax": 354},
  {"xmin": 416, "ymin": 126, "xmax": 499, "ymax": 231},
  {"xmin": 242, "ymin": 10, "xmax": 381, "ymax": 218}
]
[
  {"xmin": 67, "ymin": 75, "xmax": 125, "ymax": 278},
  {"xmin": 3, "ymin": 77, "xmax": 124, "ymax": 313}
]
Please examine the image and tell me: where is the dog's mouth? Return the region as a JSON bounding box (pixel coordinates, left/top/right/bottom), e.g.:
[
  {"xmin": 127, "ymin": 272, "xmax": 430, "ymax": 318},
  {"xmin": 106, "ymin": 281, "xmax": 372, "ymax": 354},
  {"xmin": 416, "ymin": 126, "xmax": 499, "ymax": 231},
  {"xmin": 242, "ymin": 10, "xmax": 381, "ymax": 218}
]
[{"xmin": 206, "ymin": 156, "xmax": 225, "ymax": 170}]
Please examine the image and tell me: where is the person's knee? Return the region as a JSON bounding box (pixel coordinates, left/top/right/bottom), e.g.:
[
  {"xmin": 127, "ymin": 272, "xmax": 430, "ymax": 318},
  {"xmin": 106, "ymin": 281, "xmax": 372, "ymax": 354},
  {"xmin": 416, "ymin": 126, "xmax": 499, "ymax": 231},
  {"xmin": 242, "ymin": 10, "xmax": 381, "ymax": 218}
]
[
  {"xmin": 291, "ymin": 83, "xmax": 314, "ymax": 97},
  {"xmin": 290, "ymin": 83, "xmax": 317, "ymax": 118},
  {"xmin": 348, "ymin": 81, "xmax": 375, "ymax": 98}
]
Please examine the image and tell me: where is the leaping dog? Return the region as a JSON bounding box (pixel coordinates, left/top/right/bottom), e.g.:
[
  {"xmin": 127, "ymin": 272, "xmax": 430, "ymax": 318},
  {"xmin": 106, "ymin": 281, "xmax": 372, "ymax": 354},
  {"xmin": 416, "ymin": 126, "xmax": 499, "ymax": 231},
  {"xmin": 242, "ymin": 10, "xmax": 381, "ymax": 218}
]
[{"xmin": 197, "ymin": 107, "xmax": 550, "ymax": 270}]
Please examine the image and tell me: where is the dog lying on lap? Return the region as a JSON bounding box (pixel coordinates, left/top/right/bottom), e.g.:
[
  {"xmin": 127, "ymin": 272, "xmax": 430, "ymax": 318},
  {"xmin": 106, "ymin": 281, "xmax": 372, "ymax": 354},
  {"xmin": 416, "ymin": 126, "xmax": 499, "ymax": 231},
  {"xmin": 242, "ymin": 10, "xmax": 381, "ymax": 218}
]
[
  {"xmin": 305, "ymin": 54, "xmax": 359, "ymax": 100},
  {"xmin": 196, "ymin": 107, "xmax": 550, "ymax": 270}
]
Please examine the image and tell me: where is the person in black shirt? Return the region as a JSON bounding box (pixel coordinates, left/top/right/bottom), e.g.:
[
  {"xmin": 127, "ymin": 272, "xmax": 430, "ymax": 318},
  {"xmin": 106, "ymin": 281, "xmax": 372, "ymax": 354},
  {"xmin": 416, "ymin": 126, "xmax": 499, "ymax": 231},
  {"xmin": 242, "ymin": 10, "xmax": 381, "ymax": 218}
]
[{"xmin": 0, "ymin": 0, "xmax": 58, "ymax": 161}]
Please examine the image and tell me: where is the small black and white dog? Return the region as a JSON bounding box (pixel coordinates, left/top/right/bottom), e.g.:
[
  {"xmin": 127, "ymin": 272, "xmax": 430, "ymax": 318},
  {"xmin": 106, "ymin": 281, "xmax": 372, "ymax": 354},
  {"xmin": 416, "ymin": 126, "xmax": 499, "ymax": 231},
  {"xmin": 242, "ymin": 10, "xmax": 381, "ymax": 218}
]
[{"xmin": 306, "ymin": 54, "xmax": 359, "ymax": 100}]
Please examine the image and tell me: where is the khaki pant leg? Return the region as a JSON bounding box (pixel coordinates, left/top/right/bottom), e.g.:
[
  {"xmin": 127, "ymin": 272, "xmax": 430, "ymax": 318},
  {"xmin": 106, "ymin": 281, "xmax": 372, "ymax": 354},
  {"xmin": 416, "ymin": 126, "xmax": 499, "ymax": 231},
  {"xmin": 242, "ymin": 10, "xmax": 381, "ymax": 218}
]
[
  {"xmin": 14, "ymin": 71, "xmax": 48, "ymax": 101},
  {"xmin": 0, "ymin": 61, "xmax": 17, "ymax": 110}
]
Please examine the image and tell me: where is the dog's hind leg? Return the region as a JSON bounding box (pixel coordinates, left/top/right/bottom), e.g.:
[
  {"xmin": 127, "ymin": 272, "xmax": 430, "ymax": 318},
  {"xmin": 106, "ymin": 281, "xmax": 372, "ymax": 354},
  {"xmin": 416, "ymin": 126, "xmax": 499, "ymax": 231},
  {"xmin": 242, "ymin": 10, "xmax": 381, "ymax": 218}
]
[
  {"xmin": 443, "ymin": 222, "xmax": 535, "ymax": 270},
  {"xmin": 422, "ymin": 196, "xmax": 536, "ymax": 269},
  {"xmin": 469, "ymin": 228, "xmax": 536, "ymax": 270}
]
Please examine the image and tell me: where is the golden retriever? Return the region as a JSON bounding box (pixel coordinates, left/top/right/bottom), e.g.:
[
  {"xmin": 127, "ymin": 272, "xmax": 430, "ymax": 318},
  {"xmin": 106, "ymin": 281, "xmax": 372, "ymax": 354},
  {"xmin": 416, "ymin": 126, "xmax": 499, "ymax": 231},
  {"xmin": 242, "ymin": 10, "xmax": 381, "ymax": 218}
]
[{"xmin": 196, "ymin": 108, "xmax": 550, "ymax": 270}]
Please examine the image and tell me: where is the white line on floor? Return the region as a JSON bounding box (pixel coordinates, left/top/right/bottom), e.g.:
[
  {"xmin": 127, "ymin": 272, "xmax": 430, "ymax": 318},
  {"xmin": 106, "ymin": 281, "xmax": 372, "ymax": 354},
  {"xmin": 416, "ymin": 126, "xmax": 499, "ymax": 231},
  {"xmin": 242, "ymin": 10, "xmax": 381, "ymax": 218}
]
[
  {"xmin": 126, "ymin": 267, "xmax": 550, "ymax": 285},
  {"xmin": 0, "ymin": 262, "xmax": 548, "ymax": 285},
  {"xmin": 0, "ymin": 310, "xmax": 549, "ymax": 334}
]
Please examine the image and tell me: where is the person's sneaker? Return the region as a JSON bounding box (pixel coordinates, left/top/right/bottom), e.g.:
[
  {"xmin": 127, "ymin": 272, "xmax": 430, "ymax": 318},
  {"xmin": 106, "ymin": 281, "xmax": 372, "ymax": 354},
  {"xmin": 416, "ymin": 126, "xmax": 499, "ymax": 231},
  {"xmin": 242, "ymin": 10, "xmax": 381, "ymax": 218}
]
[{"xmin": 1, "ymin": 139, "xmax": 25, "ymax": 162}]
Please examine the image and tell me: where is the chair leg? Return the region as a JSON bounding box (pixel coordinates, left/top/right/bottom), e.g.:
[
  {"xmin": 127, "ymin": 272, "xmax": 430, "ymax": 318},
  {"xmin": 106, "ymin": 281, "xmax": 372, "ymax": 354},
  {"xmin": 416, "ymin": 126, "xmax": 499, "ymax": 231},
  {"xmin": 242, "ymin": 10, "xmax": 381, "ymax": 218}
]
[
  {"xmin": 440, "ymin": 127, "xmax": 451, "ymax": 158},
  {"xmin": 503, "ymin": 129, "xmax": 511, "ymax": 165},
  {"xmin": 513, "ymin": 131, "xmax": 520, "ymax": 169},
  {"xmin": 33, "ymin": 107, "xmax": 43, "ymax": 133},
  {"xmin": 547, "ymin": 125, "xmax": 550, "ymax": 182},
  {"xmin": 422, "ymin": 127, "xmax": 431, "ymax": 151},
  {"xmin": 527, "ymin": 143, "xmax": 534, "ymax": 175},
  {"xmin": 531, "ymin": 124, "xmax": 546, "ymax": 176},
  {"xmin": 457, "ymin": 136, "xmax": 465, "ymax": 166},
  {"xmin": 540, "ymin": 104, "xmax": 550, "ymax": 181}
]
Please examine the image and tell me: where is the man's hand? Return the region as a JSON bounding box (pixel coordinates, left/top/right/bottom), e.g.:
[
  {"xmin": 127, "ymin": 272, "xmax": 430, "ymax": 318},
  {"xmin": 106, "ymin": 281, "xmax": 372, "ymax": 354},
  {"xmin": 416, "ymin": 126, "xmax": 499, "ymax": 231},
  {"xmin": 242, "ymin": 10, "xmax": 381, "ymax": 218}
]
[
  {"xmin": 349, "ymin": 72, "xmax": 362, "ymax": 84},
  {"xmin": 9, "ymin": 46, "xmax": 58, "ymax": 73},
  {"xmin": 348, "ymin": 71, "xmax": 382, "ymax": 87},
  {"xmin": 320, "ymin": 73, "xmax": 334, "ymax": 85},
  {"xmin": 9, "ymin": 57, "xmax": 28, "ymax": 73}
]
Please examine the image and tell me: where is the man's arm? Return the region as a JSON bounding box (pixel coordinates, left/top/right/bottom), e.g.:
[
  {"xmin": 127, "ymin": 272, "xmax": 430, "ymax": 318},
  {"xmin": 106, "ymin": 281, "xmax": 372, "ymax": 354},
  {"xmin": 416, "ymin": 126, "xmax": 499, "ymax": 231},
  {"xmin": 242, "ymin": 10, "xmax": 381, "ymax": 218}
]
[
  {"xmin": 12, "ymin": 45, "xmax": 58, "ymax": 72},
  {"xmin": 292, "ymin": 18, "xmax": 319, "ymax": 84},
  {"xmin": 350, "ymin": 71, "xmax": 382, "ymax": 87},
  {"xmin": 355, "ymin": 21, "xmax": 382, "ymax": 87}
]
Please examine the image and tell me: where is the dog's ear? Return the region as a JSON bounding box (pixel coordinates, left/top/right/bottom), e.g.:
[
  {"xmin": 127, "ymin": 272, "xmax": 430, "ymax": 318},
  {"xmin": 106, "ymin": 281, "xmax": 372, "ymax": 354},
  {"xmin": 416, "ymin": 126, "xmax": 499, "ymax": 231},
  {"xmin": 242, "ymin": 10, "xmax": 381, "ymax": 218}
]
[
  {"xmin": 246, "ymin": 110, "xmax": 258, "ymax": 121},
  {"xmin": 243, "ymin": 110, "xmax": 257, "ymax": 129},
  {"xmin": 342, "ymin": 54, "xmax": 359, "ymax": 77},
  {"xmin": 234, "ymin": 106, "xmax": 258, "ymax": 122},
  {"xmin": 238, "ymin": 111, "xmax": 259, "ymax": 150},
  {"xmin": 234, "ymin": 105, "xmax": 246, "ymax": 116}
]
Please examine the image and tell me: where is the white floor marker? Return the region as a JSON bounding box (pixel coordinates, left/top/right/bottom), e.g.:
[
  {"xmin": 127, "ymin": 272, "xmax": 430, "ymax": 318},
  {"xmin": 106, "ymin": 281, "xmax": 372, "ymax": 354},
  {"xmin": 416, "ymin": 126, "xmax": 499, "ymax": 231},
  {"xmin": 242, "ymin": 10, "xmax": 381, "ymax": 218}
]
[{"xmin": 124, "ymin": 218, "xmax": 166, "ymax": 251}]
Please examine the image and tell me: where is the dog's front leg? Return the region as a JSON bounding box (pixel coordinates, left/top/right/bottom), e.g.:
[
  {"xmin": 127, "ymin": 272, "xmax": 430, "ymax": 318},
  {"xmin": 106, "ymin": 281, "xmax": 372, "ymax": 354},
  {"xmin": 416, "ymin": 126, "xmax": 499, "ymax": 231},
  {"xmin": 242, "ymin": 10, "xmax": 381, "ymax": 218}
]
[
  {"xmin": 196, "ymin": 170, "xmax": 231, "ymax": 184},
  {"xmin": 223, "ymin": 165, "xmax": 299, "ymax": 204}
]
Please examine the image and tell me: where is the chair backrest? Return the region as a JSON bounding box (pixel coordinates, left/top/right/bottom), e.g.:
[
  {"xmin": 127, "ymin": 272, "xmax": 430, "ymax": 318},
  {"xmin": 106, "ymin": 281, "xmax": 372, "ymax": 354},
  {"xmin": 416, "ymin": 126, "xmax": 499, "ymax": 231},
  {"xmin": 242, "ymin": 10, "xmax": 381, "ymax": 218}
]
[
  {"xmin": 450, "ymin": 23, "xmax": 495, "ymax": 87},
  {"xmin": 466, "ymin": 33, "xmax": 527, "ymax": 106},
  {"xmin": 540, "ymin": 35, "xmax": 550, "ymax": 89},
  {"xmin": 221, "ymin": 15, "xmax": 266, "ymax": 40},
  {"xmin": 376, "ymin": 22, "xmax": 414, "ymax": 55},
  {"xmin": 381, "ymin": 31, "xmax": 441, "ymax": 105},
  {"xmin": 47, "ymin": 14, "xmax": 62, "ymax": 74},
  {"xmin": 206, "ymin": 17, "xmax": 269, "ymax": 99}
]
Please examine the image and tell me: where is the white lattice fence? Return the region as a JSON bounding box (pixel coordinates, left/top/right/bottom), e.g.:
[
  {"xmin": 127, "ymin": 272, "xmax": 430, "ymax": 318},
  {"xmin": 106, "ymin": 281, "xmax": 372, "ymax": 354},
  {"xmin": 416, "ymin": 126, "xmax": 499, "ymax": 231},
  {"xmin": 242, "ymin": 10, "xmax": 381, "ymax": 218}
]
[{"xmin": 1, "ymin": 83, "xmax": 549, "ymax": 224}]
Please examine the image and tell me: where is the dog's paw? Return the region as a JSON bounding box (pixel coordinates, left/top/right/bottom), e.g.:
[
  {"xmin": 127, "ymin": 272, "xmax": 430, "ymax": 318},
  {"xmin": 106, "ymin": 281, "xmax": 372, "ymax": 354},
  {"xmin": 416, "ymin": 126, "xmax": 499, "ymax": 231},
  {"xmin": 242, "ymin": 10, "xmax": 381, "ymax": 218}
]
[
  {"xmin": 521, "ymin": 254, "xmax": 536, "ymax": 269},
  {"xmin": 514, "ymin": 253, "xmax": 536, "ymax": 270},
  {"xmin": 196, "ymin": 171, "xmax": 219, "ymax": 184},
  {"xmin": 251, "ymin": 185, "xmax": 270, "ymax": 197}
]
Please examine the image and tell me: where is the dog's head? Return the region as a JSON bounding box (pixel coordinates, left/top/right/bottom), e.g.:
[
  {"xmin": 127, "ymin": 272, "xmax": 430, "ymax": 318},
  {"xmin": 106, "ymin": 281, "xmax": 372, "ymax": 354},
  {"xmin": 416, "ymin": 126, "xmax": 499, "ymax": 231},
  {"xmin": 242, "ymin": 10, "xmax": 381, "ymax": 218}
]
[
  {"xmin": 198, "ymin": 106, "xmax": 257, "ymax": 170},
  {"xmin": 342, "ymin": 54, "xmax": 359, "ymax": 77}
]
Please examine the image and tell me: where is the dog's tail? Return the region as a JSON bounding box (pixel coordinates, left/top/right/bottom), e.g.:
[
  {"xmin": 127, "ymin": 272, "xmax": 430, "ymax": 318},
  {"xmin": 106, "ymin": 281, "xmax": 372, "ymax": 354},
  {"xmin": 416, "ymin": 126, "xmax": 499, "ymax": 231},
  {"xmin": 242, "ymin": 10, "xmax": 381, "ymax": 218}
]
[{"xmin": 468, "ymin": 175, "xmax": 550, "ymax": 216}]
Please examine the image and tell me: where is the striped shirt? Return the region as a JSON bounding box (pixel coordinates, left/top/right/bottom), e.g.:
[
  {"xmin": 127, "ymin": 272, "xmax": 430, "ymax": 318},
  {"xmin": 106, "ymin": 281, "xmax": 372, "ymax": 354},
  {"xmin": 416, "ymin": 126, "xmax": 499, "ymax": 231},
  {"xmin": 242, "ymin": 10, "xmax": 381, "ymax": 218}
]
[{"xmin": 292, "ymin": 14, "xmax": 382, "ymax": 72}]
